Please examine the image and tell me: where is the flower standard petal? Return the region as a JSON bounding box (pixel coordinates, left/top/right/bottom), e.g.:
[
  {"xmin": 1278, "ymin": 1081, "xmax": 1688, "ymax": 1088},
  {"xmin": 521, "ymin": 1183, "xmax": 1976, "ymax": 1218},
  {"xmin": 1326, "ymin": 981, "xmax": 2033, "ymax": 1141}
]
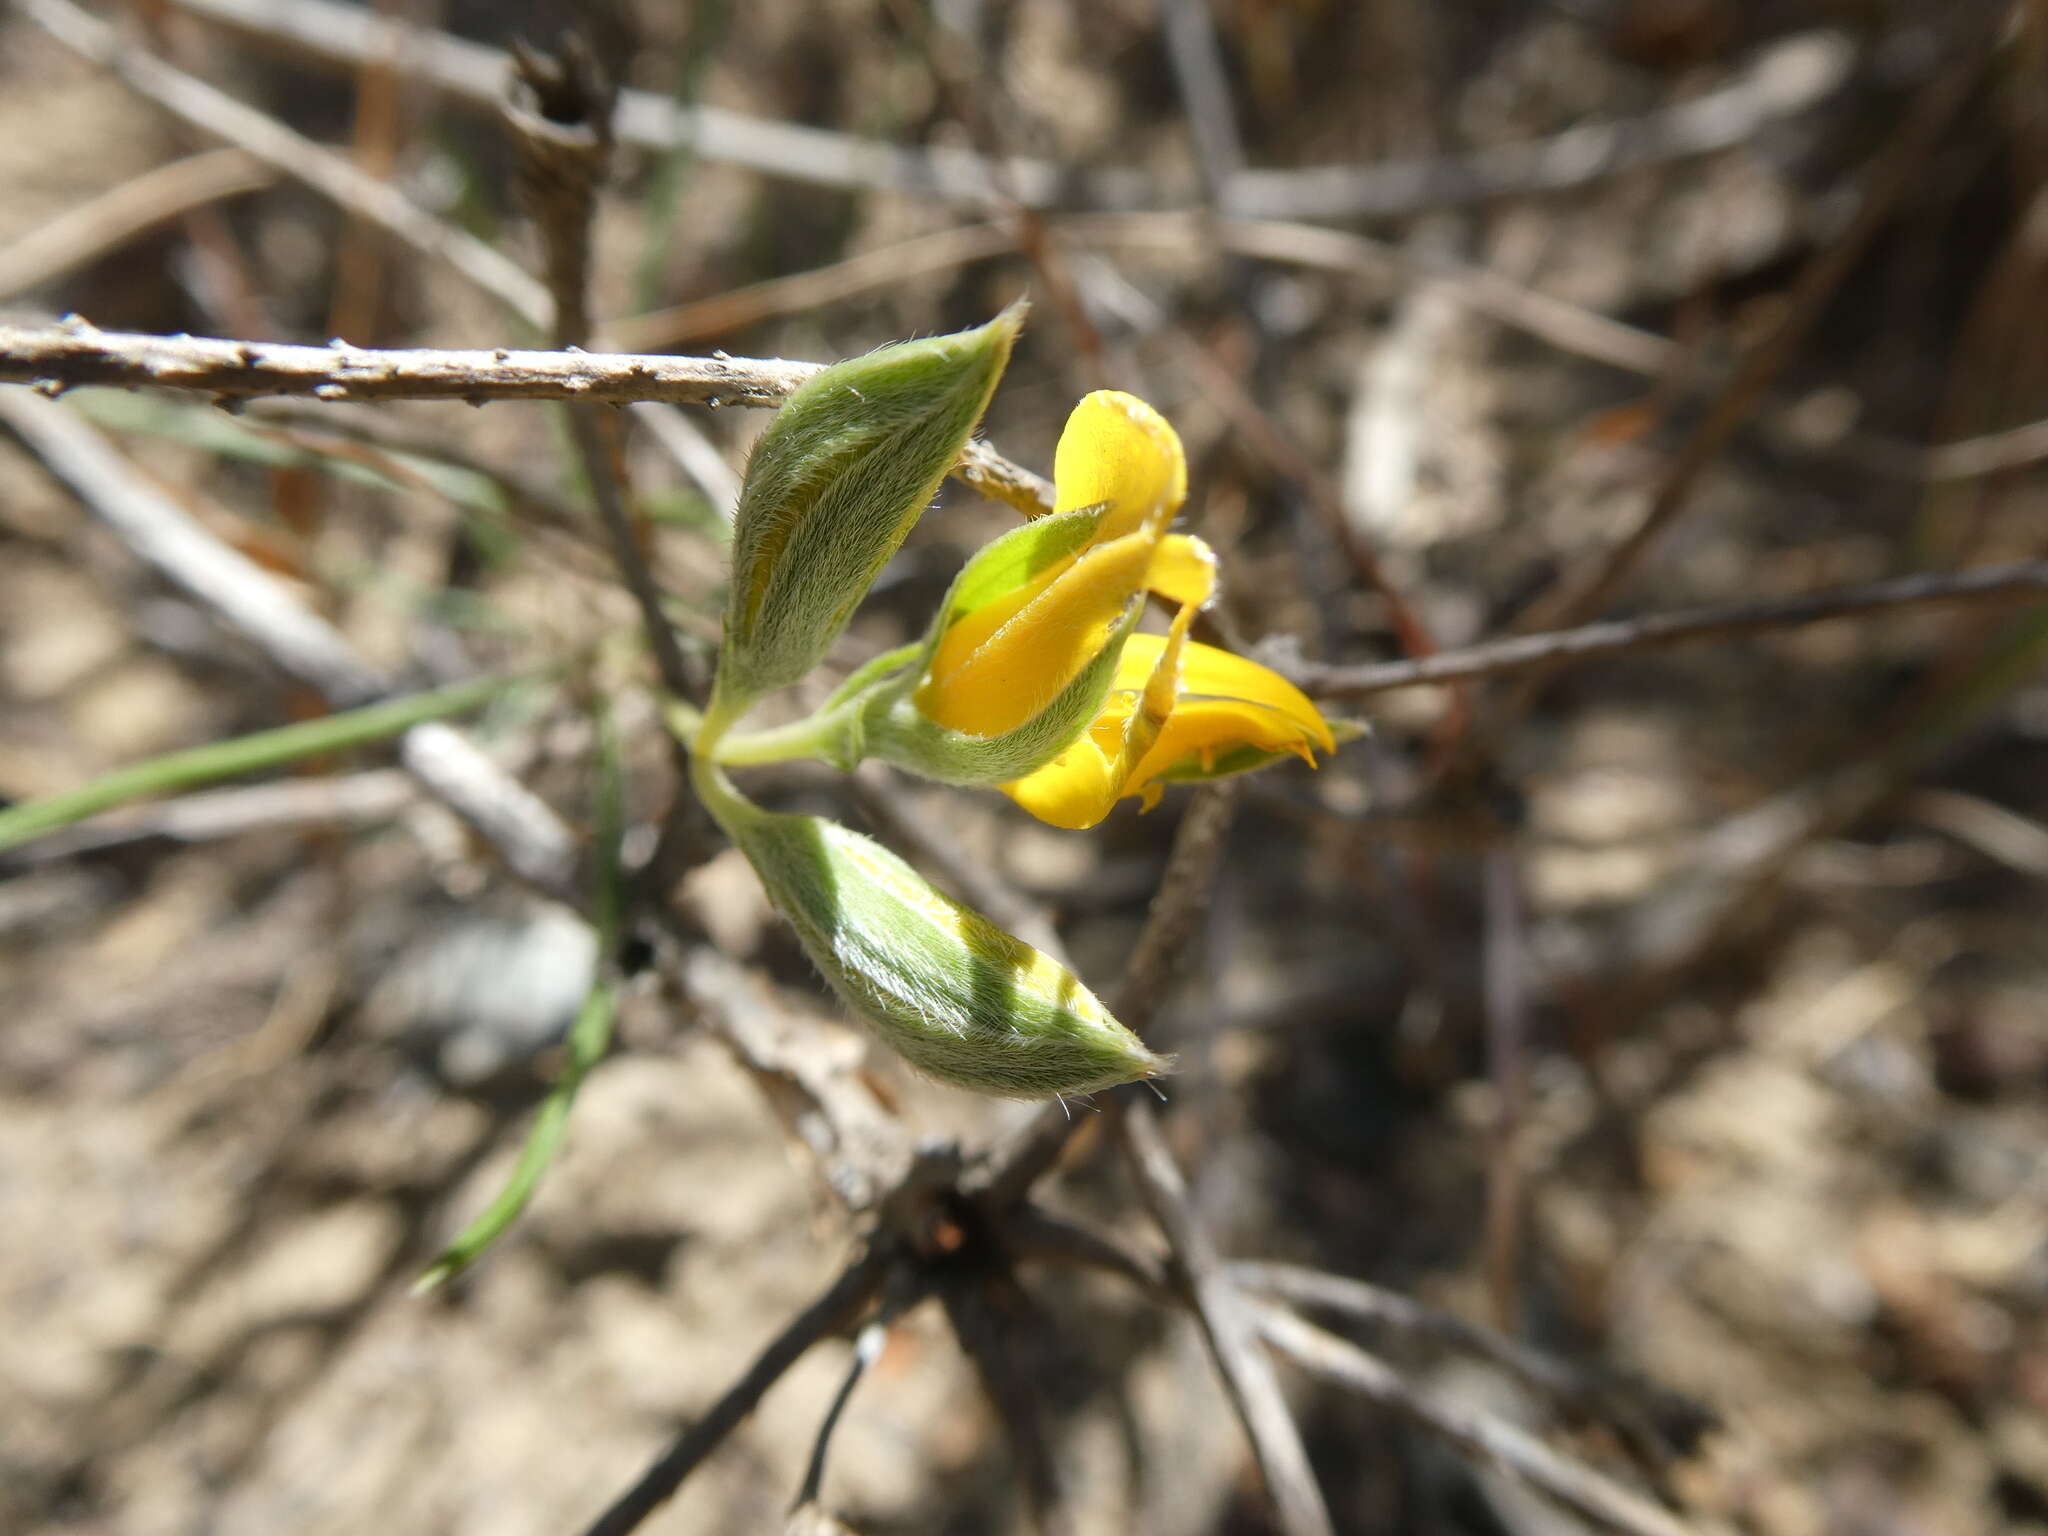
[{"xmin": 1052, "ymin": 390, "xmax": 1187, "ymax": 535}]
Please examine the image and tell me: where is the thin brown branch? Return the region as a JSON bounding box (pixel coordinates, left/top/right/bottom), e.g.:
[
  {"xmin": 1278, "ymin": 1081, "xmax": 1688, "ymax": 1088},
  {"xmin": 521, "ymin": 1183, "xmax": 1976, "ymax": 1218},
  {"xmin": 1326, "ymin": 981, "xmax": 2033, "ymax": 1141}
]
[
  {"xmin": 577, "ymin": 1246, "xmax": 894, "ymax": 1536},
  {"xmin": 501, "ymin": 40, "xmax": 701, "ymax": 708},
  {"xmin": 1520, "ymin": 45, "xmax": 1983, "ymax": 633},
  {"xmin": 0, "ymin": 148, "xmax": 275, "ymax": 301},
  {"xmin": 1293, "ymin": 559, "xmax": 2048, "ymax": 699},
  {"xmin": 0, "ymin": 319, "xmax": 819, "ymax": 407},
  {"xmin": 1226, "ymin": 31, "xmax": 1853, "ymax": 221},
  {"xmin": 1252, "ymin": 1302, "xmax": 1698, "ymax": 1536},
  {"xmin": 21, "ymin": 0, "xmax": 551, "ymax": 328},
  {"xmin": 1122, "ymin": 1104, "xmax": 1335, "ymax": 1536},
  {"xmin": 2, "ymin": 324, "xmax": 1049, "ymax": 516},
  {"xmin": 1228, "ymin": 1262, "xmax": 1591, "ymax": 1415},
  {"xmin": 167, "ymin": 0, "xmax": 1854, "ymax": 220},
  {"xmin": 612, "ymin": 212, "xmax": 1673, "ymax": 380}
]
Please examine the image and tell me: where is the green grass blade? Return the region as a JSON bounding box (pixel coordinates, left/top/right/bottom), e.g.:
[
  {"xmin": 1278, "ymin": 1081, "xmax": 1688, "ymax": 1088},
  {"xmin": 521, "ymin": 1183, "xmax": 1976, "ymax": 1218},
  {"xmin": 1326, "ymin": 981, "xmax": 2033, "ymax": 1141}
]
[
  {"xmin": 0, "ymin": 674, "xmax": 520, "ymax": 855},
  {"xmin": 414, "ymin": 702, "xmax": 625, "ymax": 1293}
]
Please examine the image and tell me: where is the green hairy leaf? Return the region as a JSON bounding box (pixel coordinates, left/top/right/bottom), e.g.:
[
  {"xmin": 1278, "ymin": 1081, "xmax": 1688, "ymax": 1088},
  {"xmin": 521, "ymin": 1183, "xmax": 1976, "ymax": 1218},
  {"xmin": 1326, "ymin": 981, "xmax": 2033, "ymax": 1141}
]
[
  {"xmin": 711, "ymin": 790, "xmax": 1171, "ymax": 1099},
  {"xmin": 717, "ymin": 304, "xmax": 1023, "ymax": 710}
]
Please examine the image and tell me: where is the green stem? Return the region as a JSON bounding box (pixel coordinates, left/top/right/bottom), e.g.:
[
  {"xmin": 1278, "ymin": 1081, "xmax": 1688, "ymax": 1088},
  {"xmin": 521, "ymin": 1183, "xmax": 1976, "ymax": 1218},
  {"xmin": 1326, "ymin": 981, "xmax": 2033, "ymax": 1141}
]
[
  {"xmin": 0, "ymin": 673, "xmax": 523, "ymax": 855},
  {"xmin": 710, "ymin": 703, "xmax": 855, "ymax": 768}
]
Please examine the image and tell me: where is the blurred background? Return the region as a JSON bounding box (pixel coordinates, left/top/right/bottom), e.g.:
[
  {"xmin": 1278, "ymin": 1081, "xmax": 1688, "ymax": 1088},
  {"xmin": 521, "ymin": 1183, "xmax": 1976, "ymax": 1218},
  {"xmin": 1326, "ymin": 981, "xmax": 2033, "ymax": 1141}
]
[{"xmin": 4, "ymin": 0, "xmax": 2046, "ymax": 1532}]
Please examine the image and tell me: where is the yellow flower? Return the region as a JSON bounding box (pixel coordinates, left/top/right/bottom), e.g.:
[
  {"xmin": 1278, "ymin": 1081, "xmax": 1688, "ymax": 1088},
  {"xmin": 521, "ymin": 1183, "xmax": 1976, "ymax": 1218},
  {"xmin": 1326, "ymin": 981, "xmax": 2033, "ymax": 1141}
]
[
  {"xmin": 916, "ymin": 389, "xmax": 1339, "ymax": 830},
  {"xmin": 1007, "ymin": 632, "xmax": 1337, "ymax": 828}
]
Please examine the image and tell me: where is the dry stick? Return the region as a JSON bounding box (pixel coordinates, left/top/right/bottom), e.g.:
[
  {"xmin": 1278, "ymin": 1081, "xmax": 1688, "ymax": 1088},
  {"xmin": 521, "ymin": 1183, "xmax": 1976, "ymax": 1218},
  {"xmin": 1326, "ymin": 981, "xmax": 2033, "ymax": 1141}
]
[
  {"xmin": 21, "ymin": 0, "xmax": 739, "ymax": 515},
  {"xmin": 501, "ymin": 40, "xmax": 701, "ymax": 712},
  {"xmin": 0, "ymin": 322, "xmax": 1049, "ymax": 513},
  {"xmin": 19, "ymin": 0, "xmax": 551, "ymax": 325},
  {"xmin": 1252, "ymin": 1304, "xmax": 1696, "ymax": 1536},
  {"xmin": 610, "ymin": 212, "xmax": 1675, "ymax": 381},
  {"xmin": 1520, "ymin": 48, "xmax": 1983, "ymax": 636},
  {"xmin": 1294, "ymin": 558, "xmax": 2048, "ymax": 698},
  {"xmin": 1224, "ymin": 30, "xmax": 1855, "ymax": 221},
  {"xmin": 0, "ymin": 386, "xmax": 581, "ymax": 897},
  {"xmin": 0, "ymin": 320, "xmax": 816, "ymax": 405},
  {"xmin": 166, "ymin": 0, "xmax": 1852, "ymax": 220},
  {"xmin": 577, "ymin": 1245, "xmax": 896, "ymax": 1536},
  {"xmin": 1123, "ymin": 1102, "xmax": 1336, "ymax": 1536},
  {"xmin": 981, "ymin": 784, "xmax": 1337, "ymax": 1536},
  {"xmin": 0, "ymin": 148, "xmax": 276, "ymax": 301}
]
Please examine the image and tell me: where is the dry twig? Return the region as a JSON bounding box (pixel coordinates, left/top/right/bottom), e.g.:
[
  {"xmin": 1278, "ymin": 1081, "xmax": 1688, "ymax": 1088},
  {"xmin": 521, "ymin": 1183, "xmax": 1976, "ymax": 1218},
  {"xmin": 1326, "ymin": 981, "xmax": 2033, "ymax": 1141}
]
[
  {"xmin": 1520, "ymin": 46, "xmax": 1983, "ymax": 633},
  {"xmin": 0, "ymin": 318, "xmax": 818, "ymax": 407},
  {"xmin": 166, "ymin": 0, "xmax": 1853, "ymax": 221},
  {"xmin": 0, "ymin": 385, "xmax": 580, "ymax": 895},
  {"xmin": 577, "ymin": 1247, "xmax": 896, "ymax": 1536},
  {"xmin": 1252, "ymin": 1303, "xmax": 1696, "ymax": 1536},
  {"xmin": 1293, "ymin": 559, "xmax": 2048, "ymax": 698},
  {"xmin": 1123, "ymin": 1103, "xmax": 1335, "ymax": 1536},
  {"xmin": 0, "ymin": 148, "xmax": 275, "ymax": 301},
  {"xmin": 0, "ymin": 322, "xmax": 1049, "ymax": 514}
]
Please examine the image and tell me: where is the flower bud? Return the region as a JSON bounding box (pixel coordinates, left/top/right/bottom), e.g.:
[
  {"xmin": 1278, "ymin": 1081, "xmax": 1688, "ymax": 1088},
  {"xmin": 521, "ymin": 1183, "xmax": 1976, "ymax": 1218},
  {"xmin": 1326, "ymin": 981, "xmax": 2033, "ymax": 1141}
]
[
  {"xmin": 856, "ymin": 503, "xmax": 1140, "ymax": 786},
  {"xmin": 718, "ymin": 304, "xmax": 1023, "ymax": 711},
  {"xmin": 717, "ymin": 797, "xmax": 1171, "ymax": 1099}
]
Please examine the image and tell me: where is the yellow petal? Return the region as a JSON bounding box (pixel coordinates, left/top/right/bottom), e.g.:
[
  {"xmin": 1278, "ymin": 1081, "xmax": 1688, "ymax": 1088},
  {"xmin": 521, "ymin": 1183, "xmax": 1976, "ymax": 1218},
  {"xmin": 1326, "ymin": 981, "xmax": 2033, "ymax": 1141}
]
[
  {"xmin": 916, "ymin": 528, "xmax": 1156, "ymax": 737},
  {"xmin": 1003, "ymin": 731, "xmax": 1126, "ymax": 830},
  {"xmin": 1122, "ymin": 639, "xmax": 1335, "ymax": 797},
  {"xmin": 1146, "ymin": 532, "xmax": 1217, "ymax": 610},
  {"xmin": 1053, "ymin": 391, "xmax": 1187, "ymax": 541},
  {"xmin": 1171, "ymin": 641, "xmax": 1336, "ymax": 754}
]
